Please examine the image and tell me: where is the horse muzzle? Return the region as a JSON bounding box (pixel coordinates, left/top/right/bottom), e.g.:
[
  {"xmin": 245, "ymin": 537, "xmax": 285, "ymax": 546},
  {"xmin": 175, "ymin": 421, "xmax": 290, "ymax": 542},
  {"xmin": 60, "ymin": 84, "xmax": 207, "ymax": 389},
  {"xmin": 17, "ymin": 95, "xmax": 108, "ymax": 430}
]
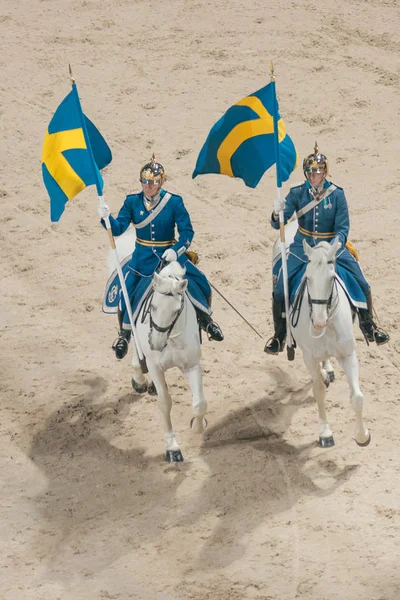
[{"xmin": 312, "ymin": 320, "xmax": 328, "ymax": 331}]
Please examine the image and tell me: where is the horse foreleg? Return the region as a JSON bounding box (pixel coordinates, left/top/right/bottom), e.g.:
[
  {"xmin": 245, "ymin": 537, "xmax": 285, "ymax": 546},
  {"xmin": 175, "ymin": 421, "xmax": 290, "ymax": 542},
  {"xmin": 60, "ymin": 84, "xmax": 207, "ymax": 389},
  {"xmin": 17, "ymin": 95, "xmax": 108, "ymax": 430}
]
[
  {"xmin": 183, "ymin": 364, "xmax": 208, "ymax": 434},
  {"xmin": 304, "ymin": 355, "xmax": 334, "ymax": 447},
  {"xmin": 340, "ymin": 351, "xmax": 371, "ymax": 447},
  {"xmin": 148, "ymin": 363, "xmax": 183, "ymax": 462},
  {"xmin": 131, "ymin": 340, "xmax": 151, "ymax": 394}
]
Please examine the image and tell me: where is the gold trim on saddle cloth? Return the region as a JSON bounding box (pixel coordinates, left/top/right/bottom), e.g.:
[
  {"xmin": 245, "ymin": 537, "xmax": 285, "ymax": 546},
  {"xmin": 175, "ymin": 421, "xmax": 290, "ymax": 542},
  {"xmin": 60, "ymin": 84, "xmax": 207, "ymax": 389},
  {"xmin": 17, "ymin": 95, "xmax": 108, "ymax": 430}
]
[
  {"xmin": 298, "ymin": 226, "xmax": 335, "ymax": 239},
  {"xmin": 136, "ymin": 237, "xmax": 176, "ymax": 247}
]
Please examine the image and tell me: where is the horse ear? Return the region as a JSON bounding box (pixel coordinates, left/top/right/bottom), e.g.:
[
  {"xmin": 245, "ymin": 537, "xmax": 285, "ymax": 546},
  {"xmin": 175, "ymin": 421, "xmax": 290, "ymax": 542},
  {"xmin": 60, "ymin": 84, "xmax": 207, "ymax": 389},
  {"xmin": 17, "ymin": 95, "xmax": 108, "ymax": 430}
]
[
  {"xmin": 329, "ymin": 236, "xmax": 342, "ymax": 260},
  {"xmin": 303, "ymin": 239, "xmax": 312, "ymax": 257},
  {"xmin": 153, "ymin": 272, "xmax": 162, "ymax": 289},
  {"xmin": 175, "ymin": 279, "xmax": 188, "ymax": 294},
  {"xmin": 333, "ymin": 236, "xmax": 342, "ymax": 252}
]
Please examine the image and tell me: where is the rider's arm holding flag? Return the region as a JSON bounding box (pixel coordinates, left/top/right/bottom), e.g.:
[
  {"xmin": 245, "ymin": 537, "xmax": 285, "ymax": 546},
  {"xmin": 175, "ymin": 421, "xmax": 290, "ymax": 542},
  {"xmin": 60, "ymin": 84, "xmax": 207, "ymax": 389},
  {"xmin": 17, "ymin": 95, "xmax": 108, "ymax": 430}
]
[
  {"xmin": 270, "ymin": 189, "xmax": 297, "ymax": 228},
  {"xmin": 99, "ymin": 196, "xmax": 133, "ymax": 237}
]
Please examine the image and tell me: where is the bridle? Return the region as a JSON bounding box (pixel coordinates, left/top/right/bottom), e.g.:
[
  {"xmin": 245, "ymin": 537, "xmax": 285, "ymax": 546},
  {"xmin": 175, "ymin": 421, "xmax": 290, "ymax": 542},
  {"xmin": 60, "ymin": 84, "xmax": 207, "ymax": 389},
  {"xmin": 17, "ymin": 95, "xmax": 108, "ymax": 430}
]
[
  {"xmin": 141, "ymin": 286, "xmax": 185, "ymax": 347},
  {"xmin": 291, "ymin": 251, "xmax": 339, "ymax": 330},
  {"xmin": 306, "ymin": 272, "xmax": 338, "ymax": 326}
]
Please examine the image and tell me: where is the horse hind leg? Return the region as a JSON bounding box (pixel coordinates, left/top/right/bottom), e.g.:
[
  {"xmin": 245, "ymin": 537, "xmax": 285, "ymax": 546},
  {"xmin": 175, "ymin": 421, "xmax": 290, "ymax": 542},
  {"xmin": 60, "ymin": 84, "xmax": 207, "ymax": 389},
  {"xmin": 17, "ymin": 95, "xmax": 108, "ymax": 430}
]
[
  {"xmin": 305, "ymin": 356, "xmax": 335, "ymax": 447},
  {"xmin": 184, "ymin": 364, "xmax": 208, "ymax": 434},
  {"xmin": 340, "ymin": 351, "xmax": 371, "ymax": 447}
]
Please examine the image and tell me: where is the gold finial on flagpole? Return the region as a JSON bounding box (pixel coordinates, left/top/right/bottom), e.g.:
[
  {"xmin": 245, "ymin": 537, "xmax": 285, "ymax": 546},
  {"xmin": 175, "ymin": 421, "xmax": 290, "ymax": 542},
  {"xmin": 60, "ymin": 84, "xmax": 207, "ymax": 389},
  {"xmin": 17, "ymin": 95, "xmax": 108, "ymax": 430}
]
[
  {"xmin": 270, "ymin": 61, "xmax": 275, "ymax": 81},
  {"xmin": 68, "ymin": 64, "xmax": 75, "ymax": 84}
]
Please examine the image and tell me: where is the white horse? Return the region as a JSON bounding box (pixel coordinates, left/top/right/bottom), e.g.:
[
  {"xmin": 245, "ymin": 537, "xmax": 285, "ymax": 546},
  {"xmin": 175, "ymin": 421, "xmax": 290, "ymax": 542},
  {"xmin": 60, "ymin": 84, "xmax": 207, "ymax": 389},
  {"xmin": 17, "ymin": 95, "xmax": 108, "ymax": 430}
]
[
  {"xmin": 272, "ymin": 220, "xmax": 334, "ymax": 381},
  {"xmin": 290, "ymin": 237, "xmax": 370, "ymax": 448},
  {"xmin": 106, "ymin": 231, "xmax": 207, "ymax": 461},
  {"xmin": 136, "ymin": 261, "xmax": 208, "ymax": 461}
]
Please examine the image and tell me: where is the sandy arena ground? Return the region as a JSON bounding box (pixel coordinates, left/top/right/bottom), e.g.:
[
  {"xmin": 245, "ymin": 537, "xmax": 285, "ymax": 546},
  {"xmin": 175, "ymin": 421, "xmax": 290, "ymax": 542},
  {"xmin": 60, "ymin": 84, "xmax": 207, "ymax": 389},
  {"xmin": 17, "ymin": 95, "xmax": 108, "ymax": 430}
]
[{"xmin": 1, "ymin": 0, "xmax": 400, "ymax": 598}]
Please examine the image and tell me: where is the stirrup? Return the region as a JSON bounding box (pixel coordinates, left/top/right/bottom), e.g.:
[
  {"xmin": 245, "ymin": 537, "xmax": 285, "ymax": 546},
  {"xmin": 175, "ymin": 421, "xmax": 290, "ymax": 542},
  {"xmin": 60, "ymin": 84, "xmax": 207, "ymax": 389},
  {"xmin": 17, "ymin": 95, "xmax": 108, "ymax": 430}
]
[{"xmin": 264, "ymin": 336, "xmax": 286, "ymax": 355}]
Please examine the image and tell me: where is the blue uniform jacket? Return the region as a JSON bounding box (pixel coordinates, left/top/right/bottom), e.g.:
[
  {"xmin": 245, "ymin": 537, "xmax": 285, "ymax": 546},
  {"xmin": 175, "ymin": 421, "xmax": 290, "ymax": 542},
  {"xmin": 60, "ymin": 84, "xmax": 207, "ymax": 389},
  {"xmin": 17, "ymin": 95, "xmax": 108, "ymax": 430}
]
[
  {"xmin": 271, "ymin": 180, "xmax": 369, "ymax": 308},
  {"xmin": 101, "ymin": 189, "xmax": 212, "ymax": 323},
  {"xmin": 104, "ymin": 189, "xmax": 194, "ymax": 275},
  {"xmin": 271, "ymin": 180, "xmax": 349, "ymax": 252}
]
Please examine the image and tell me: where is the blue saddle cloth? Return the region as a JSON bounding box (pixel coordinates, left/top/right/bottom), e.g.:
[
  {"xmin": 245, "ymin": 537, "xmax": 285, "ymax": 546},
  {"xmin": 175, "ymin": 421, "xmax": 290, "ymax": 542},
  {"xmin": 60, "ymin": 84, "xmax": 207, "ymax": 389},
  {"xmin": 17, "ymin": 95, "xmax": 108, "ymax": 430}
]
[
  {"xmin": 103, "ymin": 257, "xmax": 211, "ymax": 322},
  {"xmin": 102, "ymin": 255, "xmax": 132, "ymax": 314}
]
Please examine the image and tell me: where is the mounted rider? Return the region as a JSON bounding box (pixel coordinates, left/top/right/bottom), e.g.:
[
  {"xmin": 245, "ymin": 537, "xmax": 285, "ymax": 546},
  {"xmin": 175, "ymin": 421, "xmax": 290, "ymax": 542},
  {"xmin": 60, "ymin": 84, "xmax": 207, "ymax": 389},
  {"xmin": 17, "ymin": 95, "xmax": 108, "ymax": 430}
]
[
  {"xmin": 99, "ymin": 155, "xmax": 224, "ymax": 359},
  {"xmin": 264, "ymin": 142, "xmax": 389, "ymax": 355}
]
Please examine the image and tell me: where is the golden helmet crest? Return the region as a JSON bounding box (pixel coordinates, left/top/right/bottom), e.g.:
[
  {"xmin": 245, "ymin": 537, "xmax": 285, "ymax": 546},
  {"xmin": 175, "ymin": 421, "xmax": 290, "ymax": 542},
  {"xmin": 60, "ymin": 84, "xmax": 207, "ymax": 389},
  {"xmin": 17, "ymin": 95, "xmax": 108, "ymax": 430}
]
[
  {"xmin": 140, "ymin": 154, "xmax": 165, "ymax": 185},
  {"xmin": 303, "ymin": 142, "xmax": 329, "ymax": 175}
]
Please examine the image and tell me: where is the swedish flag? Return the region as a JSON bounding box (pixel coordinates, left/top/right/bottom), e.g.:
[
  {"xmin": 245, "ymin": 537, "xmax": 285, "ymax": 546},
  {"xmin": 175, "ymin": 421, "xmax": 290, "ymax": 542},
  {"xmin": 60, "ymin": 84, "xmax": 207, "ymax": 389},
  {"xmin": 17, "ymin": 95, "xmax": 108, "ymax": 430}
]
[
  {"xmin": 192, "ymin": 82, "xmax": 297, "ymax": 188},
  {"xmin": 42, "ymin": 83, "xmax": 112, "ymax": 222}
]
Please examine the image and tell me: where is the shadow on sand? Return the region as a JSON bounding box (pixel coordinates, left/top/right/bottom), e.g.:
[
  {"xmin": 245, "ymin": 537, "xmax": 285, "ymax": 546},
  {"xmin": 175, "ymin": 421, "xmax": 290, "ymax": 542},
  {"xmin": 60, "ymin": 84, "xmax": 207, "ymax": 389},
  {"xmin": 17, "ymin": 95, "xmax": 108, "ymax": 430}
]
[{"xmin": 29, "ymin": 368, "xmax": 358, "ymax": 576}]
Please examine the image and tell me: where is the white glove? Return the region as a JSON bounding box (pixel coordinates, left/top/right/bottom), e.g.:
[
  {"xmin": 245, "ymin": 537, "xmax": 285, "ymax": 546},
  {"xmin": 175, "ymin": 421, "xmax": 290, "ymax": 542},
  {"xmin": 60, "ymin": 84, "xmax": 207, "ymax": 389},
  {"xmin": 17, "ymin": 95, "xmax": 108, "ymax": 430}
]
[
  {"xmin": 162, "ymin": 248, "xmax": 177, "ymax": 263},
  {"xmin": 273, "ymin": 196, "xmax": 285, "ymax": 214},
  {"xmin": 98, "ymin": 203, "xmax": 110, "ymax": 220}
]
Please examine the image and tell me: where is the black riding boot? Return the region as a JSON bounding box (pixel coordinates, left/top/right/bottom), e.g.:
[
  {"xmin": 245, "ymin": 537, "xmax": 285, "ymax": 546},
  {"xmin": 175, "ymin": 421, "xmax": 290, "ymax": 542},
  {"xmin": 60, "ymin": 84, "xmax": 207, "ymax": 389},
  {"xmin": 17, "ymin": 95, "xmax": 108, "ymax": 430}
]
[
  {"xmin": 264, "ymin": 297, "xmax": 287, "ymax": 355},
  {"xmin": 112, "ymin": 310, "xmax": 132, "ymax": 359},
  {"xmin": 358, "ymin": 292, "xmax": 390, "ymax": 346},
  {"xmin": 197, "ymin": 311, "xmax": 224, "ymax": 341}
]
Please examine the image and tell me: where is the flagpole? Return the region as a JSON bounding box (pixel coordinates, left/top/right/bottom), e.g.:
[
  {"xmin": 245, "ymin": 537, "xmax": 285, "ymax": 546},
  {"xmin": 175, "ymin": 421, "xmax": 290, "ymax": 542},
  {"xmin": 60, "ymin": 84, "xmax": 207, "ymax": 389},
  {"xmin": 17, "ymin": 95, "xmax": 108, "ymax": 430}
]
[
  {"xmin": 68, "ymin": 66, "xmax": 147, "ymax": 372},
  {"xmin": 270, "ymin": 63, "xmax": 295, "ymax": 361}
]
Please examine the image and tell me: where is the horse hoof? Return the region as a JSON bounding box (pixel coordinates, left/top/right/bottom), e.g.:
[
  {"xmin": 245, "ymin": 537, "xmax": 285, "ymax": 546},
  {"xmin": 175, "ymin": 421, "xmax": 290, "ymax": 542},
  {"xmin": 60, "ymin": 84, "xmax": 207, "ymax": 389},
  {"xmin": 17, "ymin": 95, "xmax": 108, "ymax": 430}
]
[
  {"xmin": 323, "ymin": 377, "xmax": 330, "ymax": 389},
  {"xmin": 355, "ymin": 431, "xmax": 371, "ymax": 447},
  {"xmin": 131, "ymin": 378, "xmax": 147, "ymax": 394},
  {"xmin": 165, "ymin": 449, "xmax": 184, "ymax": 462},
  {"xmin": 319, "ymin": 436, "xmax": 335, "ymax": 448},
  {"xmin": 328, "ymin": 371, "xmax": 335, "ymax": 383},
  {"xmin": 190, "ymin": 416, "xmax": 208, "ymax": 433},
  {"xmin": 147, "ymin": 382, "xmax": 157, "ymax": 396}
]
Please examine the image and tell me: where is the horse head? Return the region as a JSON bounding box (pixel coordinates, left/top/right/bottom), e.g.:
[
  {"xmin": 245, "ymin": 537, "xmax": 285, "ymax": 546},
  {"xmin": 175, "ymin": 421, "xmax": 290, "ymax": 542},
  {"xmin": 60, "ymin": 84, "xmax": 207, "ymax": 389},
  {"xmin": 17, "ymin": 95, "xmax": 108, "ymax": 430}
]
[
  {"xmin": 148, "ymin": 262, "xmax": 188, "ymax": 351},
  {"xmin": 303, "ymin": 237, "xmax": 341, "ymax": 330}
]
